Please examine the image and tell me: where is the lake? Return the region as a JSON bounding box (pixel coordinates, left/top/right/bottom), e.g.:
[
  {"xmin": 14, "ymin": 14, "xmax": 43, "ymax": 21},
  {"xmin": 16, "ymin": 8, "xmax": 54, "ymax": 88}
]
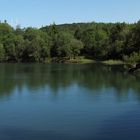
[{"xmin": 0, "ymin": 63, "xmax": 140, "ymax": 140}]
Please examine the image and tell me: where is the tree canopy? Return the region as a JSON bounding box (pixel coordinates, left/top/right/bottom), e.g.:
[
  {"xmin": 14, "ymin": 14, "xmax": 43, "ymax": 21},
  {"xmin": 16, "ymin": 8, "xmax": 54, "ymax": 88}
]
[{"xmin": 0, "ymin": 21, "xmax": 140, "ymax": 63}]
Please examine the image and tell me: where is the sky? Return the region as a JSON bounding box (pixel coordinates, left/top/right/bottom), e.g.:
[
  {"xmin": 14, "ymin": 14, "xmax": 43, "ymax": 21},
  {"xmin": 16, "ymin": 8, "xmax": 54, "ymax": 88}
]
[{"xmin": 0, "ymin": 0, "xmax": 140, "ymax": 27}]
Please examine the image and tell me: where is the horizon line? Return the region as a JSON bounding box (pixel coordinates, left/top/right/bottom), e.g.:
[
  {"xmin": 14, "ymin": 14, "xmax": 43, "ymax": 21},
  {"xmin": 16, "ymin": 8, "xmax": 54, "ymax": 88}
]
[{"xmin": 1, "ymin": 19, "xmax": 140, "ymax": 29}]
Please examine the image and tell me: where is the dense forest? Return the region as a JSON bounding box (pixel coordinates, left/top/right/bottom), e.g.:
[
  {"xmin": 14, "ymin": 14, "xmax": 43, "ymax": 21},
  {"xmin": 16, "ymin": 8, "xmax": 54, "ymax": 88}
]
[{"xmin": 0, "ymin": 20, "xmax": 140, "ymax": 63}]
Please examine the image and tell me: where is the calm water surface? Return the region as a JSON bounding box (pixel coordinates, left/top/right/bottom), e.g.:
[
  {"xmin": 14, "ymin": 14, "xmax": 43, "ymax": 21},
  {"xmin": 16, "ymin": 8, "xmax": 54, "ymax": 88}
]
[{"xmin": 0, "ymin": 63, "xmax": 140, "ymax": 140}]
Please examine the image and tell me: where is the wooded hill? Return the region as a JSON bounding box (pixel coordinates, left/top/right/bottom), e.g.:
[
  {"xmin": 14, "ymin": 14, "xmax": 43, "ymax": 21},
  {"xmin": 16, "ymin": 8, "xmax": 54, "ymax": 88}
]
[{"xmin": 0, "ymin": 21, "xmax": 140, "ymax": 63}]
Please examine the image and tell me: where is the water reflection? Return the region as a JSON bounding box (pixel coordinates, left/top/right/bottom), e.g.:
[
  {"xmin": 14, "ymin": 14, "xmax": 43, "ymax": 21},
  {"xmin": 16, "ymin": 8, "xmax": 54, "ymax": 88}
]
[
  {"xmin": 0, "ymin": 63, "xmax": 140, "ymax": 100},
  {"xmin": 0, "ymin": 63, "xmax": 140, "ymax": 140}
]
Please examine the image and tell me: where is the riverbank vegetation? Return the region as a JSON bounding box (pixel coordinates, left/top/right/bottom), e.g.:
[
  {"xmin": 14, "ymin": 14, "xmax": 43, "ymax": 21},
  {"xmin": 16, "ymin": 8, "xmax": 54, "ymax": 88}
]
[{"xmin": 0, "ymin": 20, "xmax": 140, "ymax": 64}]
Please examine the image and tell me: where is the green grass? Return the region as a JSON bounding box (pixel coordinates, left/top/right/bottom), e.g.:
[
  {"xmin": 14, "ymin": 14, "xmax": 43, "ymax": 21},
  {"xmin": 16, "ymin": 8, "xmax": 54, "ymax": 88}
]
[
  {"xmin": 46, "ymin": 57, "xmax": 125, "ymax": 65},
  {"xmin": 101, "ymin": 60, "xmax": 124, "ymax": 65},
  {"xmin": 66, "ymin": 57, "xmax": 95, "ymax": 64}
]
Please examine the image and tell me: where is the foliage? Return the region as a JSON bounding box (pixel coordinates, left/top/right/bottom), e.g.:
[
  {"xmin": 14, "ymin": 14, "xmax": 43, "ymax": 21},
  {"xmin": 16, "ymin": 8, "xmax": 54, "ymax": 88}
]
[
  {"xmin": 123, "ymin": 52, "xmax": 140, "ymax": 64},
  {"xmin": 0, "ymin": 21, "xmax": 139, "ymax": 63},
  {"xmin": 0, "ymin": 44, "xmax": 5, "ymax": 62}
]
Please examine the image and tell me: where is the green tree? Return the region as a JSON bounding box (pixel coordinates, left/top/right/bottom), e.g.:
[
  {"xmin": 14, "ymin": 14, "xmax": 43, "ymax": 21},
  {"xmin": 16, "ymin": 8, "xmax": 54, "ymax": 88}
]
[
  {"xmin": 125, "ymin": 21, "xmax": 140, "ymax": 55},
  {"xmin": 22, "ymin": 28, "xmax": 50, "ymax": 62},
  {"xmin": 81, "ymin": 29, "xmax": 96, "ymax": 56},
  {"xmin": 56, "ymin": 32, "xmax": 72, "ymax": 57},
  {"xmin": 0, "ymin": 44, "xmax": 5, "ymax": 62},
  {"xmin": 70, "ymin": 39, "xmax": 83, "ymax": 59}
]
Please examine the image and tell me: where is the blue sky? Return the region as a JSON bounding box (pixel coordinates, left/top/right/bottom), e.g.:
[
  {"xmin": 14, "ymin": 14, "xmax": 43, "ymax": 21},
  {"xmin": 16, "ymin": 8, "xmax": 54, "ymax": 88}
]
[{"xmin": 0, "ymin": 0, "xmax": 140, "ymax": 27}]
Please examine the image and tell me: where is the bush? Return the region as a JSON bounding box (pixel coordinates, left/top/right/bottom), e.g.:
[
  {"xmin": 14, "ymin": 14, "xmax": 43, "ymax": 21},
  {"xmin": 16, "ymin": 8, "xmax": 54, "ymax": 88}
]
[{"xmin": 123, "ymin": 51, "xmax": 140, "ymax": 64}]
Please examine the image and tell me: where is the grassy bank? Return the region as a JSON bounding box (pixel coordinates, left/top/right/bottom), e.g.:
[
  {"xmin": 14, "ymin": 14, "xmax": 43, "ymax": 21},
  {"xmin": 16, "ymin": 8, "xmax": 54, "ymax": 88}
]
[
  {"xmin": 49, "ymin": 57, "xmax": 125, "ymax": 65},
  {"xmin": 50, "ymin": 56, "xmax": 95, "ymax": 64},
  {"xmin": 66, "ymin": 58, "xmax": 95, "ymax": 64},
  {"xmin": 101, "ymin": 60, "xmax": 124, "ymax": 65}
]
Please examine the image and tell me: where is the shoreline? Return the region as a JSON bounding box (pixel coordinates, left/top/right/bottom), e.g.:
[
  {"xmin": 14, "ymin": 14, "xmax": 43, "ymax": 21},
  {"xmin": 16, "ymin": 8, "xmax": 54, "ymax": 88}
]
[
  {"xmin": 0, "ymin": 58, "xmax": 125, "ymax": 65},
  {"xmin": 49, "ymin": 58, "xmax": 126, "ymax": 65},
  {"xmin": 1, "ymin": 59, "xmax": 140, "ymax": 75}
]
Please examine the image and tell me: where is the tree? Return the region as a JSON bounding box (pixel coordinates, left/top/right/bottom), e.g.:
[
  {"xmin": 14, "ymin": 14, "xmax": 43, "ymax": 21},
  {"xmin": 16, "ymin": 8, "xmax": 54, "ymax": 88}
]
[
  {"xmin": 4, "ymin": 33, "xmax": 17, "ymax": 61},
  {"xmin": 126, "ymin": 21, "xmax": 140, "ymax": 54},
  {"xmin": 22, "ymin": 28, "xmax": 51, "ymax": 62},
  {"xmin": 0, "ymin": 44, "xmax": 5, "ymax": 62},
  {"xmin": 74, "ymin": 26, "xmax": 83, "ymax": 40},
  {"xmin": 107, "ymin": 23, "xmax": 127, "ymax": 59},
  {"xmin": 0, "ymin": 21, "xmax": 138, "ymax": 63},
  {"xmin": 81, "ymin": 29, "xmax": 96, "ymax": 56},
  {"xmin": 56, "ymin": 32, "xmax": 72, "ymax": 57},
  {"xmin": 14, "ymin": 35, "xmax": 25, "ymax": 62},
  {"xmin": 70, "ymin": 39, "xmax": 83, "ymax": 59}
]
